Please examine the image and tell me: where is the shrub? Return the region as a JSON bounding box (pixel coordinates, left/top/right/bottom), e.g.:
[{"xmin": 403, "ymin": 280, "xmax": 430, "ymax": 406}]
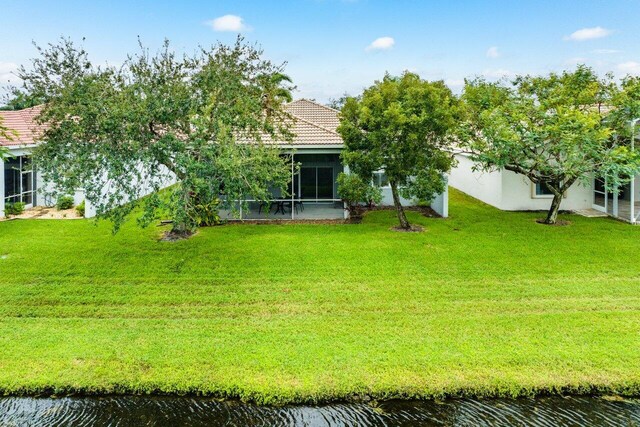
[
  {"xmin": 5, "ymin": 202, "xmax": 26, "ymax": 215},
  {"xmin": 56, "ymin": 196, "xmax": 75, "ymax": 210},
  {"xmin": 192, "ymin": 197, "xmax": 221, "ymax": 226},
  {"xmin": 76, "ymin": 200, "xmax": 86, "ymax": 217},
  {"xmin": 337, "ymin": 172, "xmax": 382, "ymax": 218}
]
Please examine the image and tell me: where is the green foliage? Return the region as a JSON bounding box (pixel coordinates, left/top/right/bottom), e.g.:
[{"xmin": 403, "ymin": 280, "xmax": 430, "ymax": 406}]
[
  {"xmin": 75, "ymin": 200, "xmax": 85, "ymax": 217},
  {"xmin": 1, "ymin": 189, "xmax": 640, "ymax": 403},
  {"xmin": 18, "ymin": 37, "xmax": 294, "ymax": 233},
  {"xmin": 326, "ymin": 92, "xmax": 351, "ymax": 111},
  {"xmin": 192, "ymin": 196, "xmax": 221, "ymax": 227},
  {"xmin": 0, "ymin": 89, "xmax": 43, "ymax": 111},
  {"xmin": 336, "ymin": 172, "xmax": 382, "ymax": 216},
  {"xmin": 338, "ymin": 72, "xmax": 459, "ymax": 229},
  {"xmin": 460, "ymin": 65, "xmax": 640, "ymax": 224},
  {"xmin": 4, "ymin": 202, "xmax": 25, "ymax": 215},
  {"xmin": 56, "ymin": 195, "xmax": 75, "ymax": 210}
]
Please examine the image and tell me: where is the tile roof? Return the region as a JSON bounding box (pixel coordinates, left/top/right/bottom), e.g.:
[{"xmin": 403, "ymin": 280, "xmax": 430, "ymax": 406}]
[
  {"xmin": 285, "ymin": 99, "xmax": 341, "ymax": 133},
  {"xmin": 0, "ymin": 105, "xmax": 44, "ymax": 147},
  {"xmin": 258, "ymin": 99, "xmax": 343, "ymax": 146},
  {"xmin": 0, "ymin": 99, "xmax": 344, "ymax": 149}
]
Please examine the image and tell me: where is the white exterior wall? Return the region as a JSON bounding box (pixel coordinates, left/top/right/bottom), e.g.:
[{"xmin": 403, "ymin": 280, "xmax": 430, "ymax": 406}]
[
  {"xmin": 1, "ymin": 145, "xmax": 175, "ymax": 218},
  {"xmin": 500, "ymin": 170, "xmax": 592, "ymax": 211},
  {"xmin": 449, "ymin": 153, "xmax": 592, "ymax": 211},
  {"xmin": 448, "ymin": 154, "xmax": 504, "ymax": 207},
  {"xmin": 431, "ymin": 188, "xmax": 448, "ymax": 218},
  {"xmin": 83, "ymin": 164, "xmax": 176, "ymax": 218},
  {"xmin": 379, "ymin": 181, "xmax": 449, "ymax": 218}
]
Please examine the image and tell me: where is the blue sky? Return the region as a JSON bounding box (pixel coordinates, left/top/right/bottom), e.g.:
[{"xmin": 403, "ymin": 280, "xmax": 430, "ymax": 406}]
[{"xmin": 1, "ymin": 0, "xmax": 639, "ymax": 102}]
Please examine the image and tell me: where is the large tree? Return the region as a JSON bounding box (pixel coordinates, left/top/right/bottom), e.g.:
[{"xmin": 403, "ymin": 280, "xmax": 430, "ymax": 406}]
[
  {"xmin": 337, "ymin": 72, "xmax": 460, "ymax": 230},
  {"xmin": 460, "ymin": 66, "xmax": 640, "ymax": 224},
  {"xmin": 18, "ymin": 37, "xmax": 294, "ymax": 234}
]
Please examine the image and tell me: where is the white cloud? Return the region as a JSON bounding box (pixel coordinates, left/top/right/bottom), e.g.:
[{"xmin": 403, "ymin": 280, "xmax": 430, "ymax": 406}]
[
  {"xmin": 486, "ymin": 46, "xmax": 500, "ymax": 59},
  {"xmin": 482, "ymin": 68, "xmax": 514, "ymax": 79},
  {"xmin": 564, "ymin": 26, "xmax": 612, "ymax": 41},
  {"xmin": 206, "ymin": 15, "xmax": 249, "ymax": 32},
  {"xmin": 365, "ymin": 36, "xmax": 395, "ymax": 52},
  {"xmin": 592, "ymin": 49, "xmax": 621, "ymax": 54},
  {"xmin": 0, "ymin": 62, "xmax": 19, "ymax": 84},
  {"xmin": 618, "ymin": 61, "xmax": 640, "ymax": 75},
  {"xmin": 565, "ymin": 57, "xmax": 588, "ymax": 65},
  {"xmin": 445, "ymin": 78, "xmax": 465, "ymax": 93}
]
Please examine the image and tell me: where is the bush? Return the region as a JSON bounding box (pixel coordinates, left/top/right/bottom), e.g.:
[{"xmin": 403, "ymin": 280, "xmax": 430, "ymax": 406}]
[
  {"xmin": 337, "ymin": 173, "xmax": 382, "ymax": 218},
  {"xmin": 192, "ymin": 197, "xmax": 221, "ymax": 227},
  {"xmin": 5, "ymin": 202, "xmax": 26, "ymax": 216},
  {"xmin": 56, "ymin": 196, "xmax": 75, "ymax": 210},
  {"xmin": 76, "ymin": 200, "xmax": 86, "ymax": 217}
]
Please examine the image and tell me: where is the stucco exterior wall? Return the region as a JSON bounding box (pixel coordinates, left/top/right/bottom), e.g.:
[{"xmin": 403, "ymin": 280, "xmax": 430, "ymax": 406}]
[
  {"xmin": 500, "ymin": 170, "xmax": 592, "ymax": 211},
  {"xmin": 449, "ymin": 153, "xmax": 593, "ymax": 212},
  {"xmin": 379, "ymin": 180, "xmax": 449, "ymax": 218},
  {"xmin": 448, "ymin": 154, "xmax": 504, "ymax": 208}
]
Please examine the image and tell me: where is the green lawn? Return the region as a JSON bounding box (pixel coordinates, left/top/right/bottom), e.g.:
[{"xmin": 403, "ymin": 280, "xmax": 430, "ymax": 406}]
[{"xmin": 1, "ymin": 189, "xmax": 639, "ymax": 404}]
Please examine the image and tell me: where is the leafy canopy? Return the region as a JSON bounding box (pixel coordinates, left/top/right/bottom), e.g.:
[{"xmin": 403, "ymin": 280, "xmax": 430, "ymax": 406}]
[
  {"xmin": 459, "ymin": 65, "xmax": 640, "ymax": 224},
  {"xmin": 19, "ymin": 37, "xmax": 295, "ymax": 233},
  {"xmin": 337, "ymin": 72, "xmax": 459, "ymax": 228}
]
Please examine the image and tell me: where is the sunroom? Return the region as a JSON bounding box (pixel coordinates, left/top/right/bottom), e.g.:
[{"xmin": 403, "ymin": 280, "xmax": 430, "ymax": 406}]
[{"xmin": 220, "ymin": 151, "xmax": 346, "ymax": 220}]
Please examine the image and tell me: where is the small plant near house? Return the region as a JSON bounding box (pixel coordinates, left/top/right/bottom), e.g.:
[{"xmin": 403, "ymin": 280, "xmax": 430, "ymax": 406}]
[
  {"xmin": 56, "ymin": 195, "xmax": 74, "ymax": 210},
  {"xmin": 337, "ymin": 172, "xmax": 382, "ymax": 219},
  {"xmin": 75, "ymin": 200, "xmax": 85, "ymax": 217},
  {"xmin": 5, "ymin": 202, "xmax": 25, "ymax": 215},
  {"xmin": 192, "ymin": 197, "xmax": 221, "ymax": 227}
]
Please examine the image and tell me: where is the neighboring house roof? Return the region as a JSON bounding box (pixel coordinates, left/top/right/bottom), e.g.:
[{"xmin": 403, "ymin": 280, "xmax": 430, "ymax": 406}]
[{"xmin": 0, "ymin": 105, "xmax": 44, "ymax": 147}]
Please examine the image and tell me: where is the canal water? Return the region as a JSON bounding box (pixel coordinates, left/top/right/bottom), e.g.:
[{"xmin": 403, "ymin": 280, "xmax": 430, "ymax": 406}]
[{"xmin": 1, "ymin": 395, "xmax": 639, "ymax": 426}]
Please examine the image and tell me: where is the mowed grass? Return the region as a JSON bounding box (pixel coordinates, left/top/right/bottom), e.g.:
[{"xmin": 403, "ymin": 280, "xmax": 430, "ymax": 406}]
[{"xmin": 1, "ymin": 188, "xmax": 639, "ymax": 404}]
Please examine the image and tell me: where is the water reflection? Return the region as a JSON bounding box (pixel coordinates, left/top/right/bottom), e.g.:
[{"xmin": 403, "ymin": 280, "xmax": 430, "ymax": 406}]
[{"xmin": 1, "ymin": 395, "xmax": 639, "ymax": 426}]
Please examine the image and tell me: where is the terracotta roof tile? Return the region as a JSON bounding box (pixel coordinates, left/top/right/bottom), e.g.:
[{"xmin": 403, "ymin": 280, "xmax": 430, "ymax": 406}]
[
  {"xmin": 0, "ymin": 100, "xmax": 343, "ymax": 149},
  {"xmin": 0, "ymin": 105, "xmax": 44, "ymax": 147},
  {"xmin": 257, "ymin": 99, "xmax": 343, "ymax": 146}
]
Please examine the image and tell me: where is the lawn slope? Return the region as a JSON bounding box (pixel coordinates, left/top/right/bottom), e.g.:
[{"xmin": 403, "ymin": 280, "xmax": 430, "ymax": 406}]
[{"xmin": 0, "ymin": 189, "xmax": 639, "ymax": 404}]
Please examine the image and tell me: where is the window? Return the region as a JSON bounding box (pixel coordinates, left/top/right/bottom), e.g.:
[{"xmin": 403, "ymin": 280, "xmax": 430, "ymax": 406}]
[
  {"xmin": 533, "ymin": 180, "xmax": 560, "ymax": 198},
  {"xmin": 372, "ymin": 171, "xmax": 389, "ymax": 187}
]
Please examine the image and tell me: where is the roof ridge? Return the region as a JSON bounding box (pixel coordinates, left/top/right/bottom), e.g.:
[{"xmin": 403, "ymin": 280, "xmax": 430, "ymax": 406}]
[
  {"xmin": 294, "ymin": 98, "xmax": 341, "ymax": 113},
  {"xmin": 289, "ymin": 112, "xmax": 340, "ymax": 136}
]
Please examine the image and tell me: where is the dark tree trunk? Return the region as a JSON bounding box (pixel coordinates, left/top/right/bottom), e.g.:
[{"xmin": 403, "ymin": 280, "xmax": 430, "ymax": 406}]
[
  {"xmin": 541, "ymin": 177, "xmax": 576, "ymax": 225},
  {"xmin": 390, "ymin": 181, "xmax": 410, "ymax": 229},
  {"xmin": 543, "ymin": 192, "xmax": 563, "ymax": 224}
]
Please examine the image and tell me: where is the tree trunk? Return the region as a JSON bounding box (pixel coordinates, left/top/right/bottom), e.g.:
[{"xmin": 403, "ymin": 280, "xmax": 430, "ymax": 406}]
[
  {"xmin": 543, "ymin": 192, "xmax": 563, "ymax": 224},
  {"xmin": 390, "ymin": 181, "xmax": 411, "ymax": 229}
]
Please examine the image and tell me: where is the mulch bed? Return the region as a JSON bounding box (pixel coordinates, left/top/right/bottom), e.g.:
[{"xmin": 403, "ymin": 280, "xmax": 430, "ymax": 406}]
[
  {"xmin": 365, "ymin": 205, "xmax": 442, "ymax": 218},
  {"xmin": 535, "ymin": 219, "xmax": 572, "ymax": 226}
]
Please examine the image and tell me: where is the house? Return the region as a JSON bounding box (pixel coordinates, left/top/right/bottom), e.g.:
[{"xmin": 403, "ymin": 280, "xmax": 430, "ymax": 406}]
[
  {"xmin": 1, "ymin": 100, "xmax": 448, "ymax": 220},
  {"xmin": 0, "ymin": 106, "xmax": 170, "ymax": 219},
  {"xmin": 0, "ymin": 106, "xmax": 84, "ymax": 217},
  {"xmin": 220, "ymin": 99, "xmax": 448, "ymax": 220},
  {"xmin": 449, "ymin": 151, "xmax": 640, "ymax": 223}
]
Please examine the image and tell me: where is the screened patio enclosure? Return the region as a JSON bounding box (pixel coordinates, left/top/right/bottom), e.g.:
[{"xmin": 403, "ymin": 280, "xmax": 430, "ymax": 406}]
[
  {"xmin": 3, "ymin": 155, "xmax": 36, "ymax": 207},
  {"xmin": 593, "ymin": 175, "xmax": 640, "ymax": 223},
  {"xmin": 220, "ymin": 152, "xmax": 346, "ymax": 220}
]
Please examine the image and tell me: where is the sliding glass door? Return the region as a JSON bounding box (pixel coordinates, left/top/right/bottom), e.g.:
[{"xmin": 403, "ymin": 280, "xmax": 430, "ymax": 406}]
[{"xmin": 299, "ymin": 167, "xmax": 334, "ymax": 200}]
